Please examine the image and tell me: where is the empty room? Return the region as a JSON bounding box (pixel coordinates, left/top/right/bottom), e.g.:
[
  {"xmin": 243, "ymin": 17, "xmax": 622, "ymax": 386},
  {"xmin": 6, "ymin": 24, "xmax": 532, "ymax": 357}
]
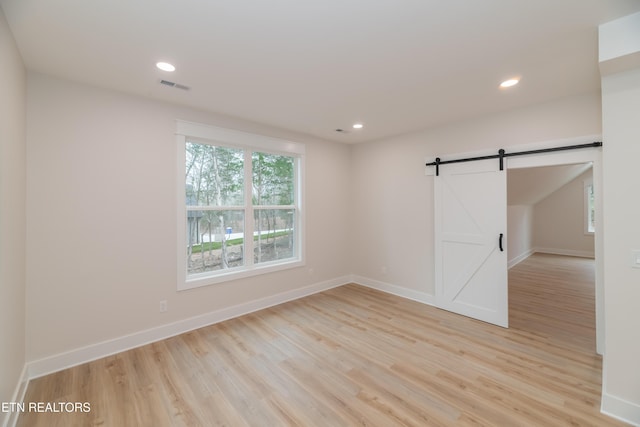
[{"xmin": 2, "ymin": 1, "xmax": 640, "ymax": 426}]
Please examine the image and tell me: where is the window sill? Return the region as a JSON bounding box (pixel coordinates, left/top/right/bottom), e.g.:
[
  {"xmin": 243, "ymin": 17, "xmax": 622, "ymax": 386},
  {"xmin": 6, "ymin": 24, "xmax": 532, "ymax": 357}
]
[{"xmin": 178, "ymin": 258, "xmax": 305, "ymax": 291}]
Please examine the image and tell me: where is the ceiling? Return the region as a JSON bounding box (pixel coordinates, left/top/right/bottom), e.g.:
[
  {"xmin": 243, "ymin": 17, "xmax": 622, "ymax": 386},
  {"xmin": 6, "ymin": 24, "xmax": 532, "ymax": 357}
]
[
  {"xmin": 507, "ymin": 163, "xmax": 592, "ymax": 206},
  {"xmin": 2, "ymin": 0, "xmax": 640, "ymax": 143}
]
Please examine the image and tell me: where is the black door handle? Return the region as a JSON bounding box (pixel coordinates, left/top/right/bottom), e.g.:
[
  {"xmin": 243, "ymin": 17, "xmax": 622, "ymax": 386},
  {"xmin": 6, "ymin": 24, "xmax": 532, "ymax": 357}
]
[{"xmin": 499, "ymin": 233, "xmax": 504, "ymax": 252}]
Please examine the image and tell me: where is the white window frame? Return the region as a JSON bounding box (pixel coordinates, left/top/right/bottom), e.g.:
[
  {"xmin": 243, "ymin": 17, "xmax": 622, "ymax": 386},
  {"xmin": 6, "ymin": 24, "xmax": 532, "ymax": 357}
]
[
  {"xmin": 176, "ymin": 120, "xmax": 305, "ymax": 290},
  {"xmin": 584, "ymin": 178, "xmax": 595, "ymax": 235}
]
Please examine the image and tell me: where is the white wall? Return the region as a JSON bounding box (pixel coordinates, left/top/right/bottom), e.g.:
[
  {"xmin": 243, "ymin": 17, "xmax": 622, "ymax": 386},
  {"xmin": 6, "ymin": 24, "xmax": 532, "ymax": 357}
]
[
  {"xmin": 598, "ymin": 12, "xmax": 640, "ymax": 423},
  {"xmin": 25, "ymin": 73, "xmax": 352, "ymax": 364},
  {"xmin": 7, "ymin": 10, "xmax": 638, "ymax": 425},
  {"xmin": 601, "ymin": 67, "xmax": 640, "ymax": 424},
  {"xmin": 533, "ymin": 169, "xmax": 594, "ymax": 257},
  {"xmin": 507, "ymin": 205, "xmax": 534, "ymax": 268},
  {"xmin": 0, "ymin": 6, "xmax": 27, "ymax": 425},
  {"xmin": 350, "ymin": 92, "xmax": 602, "ymax": 297}
]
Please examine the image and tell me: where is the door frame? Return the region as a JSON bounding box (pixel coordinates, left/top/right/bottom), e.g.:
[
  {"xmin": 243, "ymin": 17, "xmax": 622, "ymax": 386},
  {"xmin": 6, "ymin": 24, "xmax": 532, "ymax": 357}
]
[
  {"xmin": 504, "ymin": 135, "xmax": 603, "ymax": 355},
  {"xmin": 427, "ymin": 134, "xmax": 603, "ymax": 354}
]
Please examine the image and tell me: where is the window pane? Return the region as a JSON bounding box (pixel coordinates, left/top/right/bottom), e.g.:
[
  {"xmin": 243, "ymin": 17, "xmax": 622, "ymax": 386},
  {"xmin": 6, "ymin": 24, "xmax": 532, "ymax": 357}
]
[
  {"xmin": 254, "ymin": 209, "xmax": 295, "ymax": 264},
  {"xmin": 587, "ymin": 184, "xmax": 595, "ymax": 233},
  {"xmin": 187, "ymin": 210, "xmax": 245, "ymax": 275},
  {"xmin": 252, "ymin": 152, "xmax": 294, "ymax": 205},
  {"xmin": 186, "ymin": 142, "xmax": 244, "ymax": 207}
]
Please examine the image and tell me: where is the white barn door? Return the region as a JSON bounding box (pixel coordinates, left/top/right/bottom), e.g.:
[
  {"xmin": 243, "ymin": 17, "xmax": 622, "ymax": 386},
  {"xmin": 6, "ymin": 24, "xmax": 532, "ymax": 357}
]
[{"xmin": 434, "ymin": 158, "xmax": 508, "ymax": 327}]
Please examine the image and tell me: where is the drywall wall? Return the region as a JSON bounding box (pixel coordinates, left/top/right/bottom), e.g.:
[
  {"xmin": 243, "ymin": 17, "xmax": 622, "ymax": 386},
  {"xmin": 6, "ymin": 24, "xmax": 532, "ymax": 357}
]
[
  {"xmin": 25, "ymin": 73, "xmax": 352, "ymax": 363},
  {"xmin": 599, "ymin": 13, "xmax": 640, "ymax": 422},
  {"xmin": 506, "ymin": 164, "xmax": 594, "ymax": 267},
  {"xmin": 506, "ymin": 168, "xmax": 595, "ymax": 268},
  {"xmin": 601, "ymin": 67, "xmax": 640, "ymax": 423},
  {"xmin": 507, "ymin": 163, "xmax": 591, "ymax": 206},
  {"xmin": 350, "ymin": 92, "xmax": 603, "ymax": 297},
  {"xmin": 0, "ymin": 5, "xmax": 27, "ymax": 424},
  {"xmin": 533, "ymin": 169, "xmax": 594, "ymax": 257},
  {"xmin": 507, "ymin": 205, "xmax": 534, "ymax": 268}
]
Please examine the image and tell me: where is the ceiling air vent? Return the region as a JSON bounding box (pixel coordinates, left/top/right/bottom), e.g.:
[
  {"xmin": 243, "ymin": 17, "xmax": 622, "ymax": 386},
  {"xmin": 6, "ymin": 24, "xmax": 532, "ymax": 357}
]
[{"xmin": 160, "ymin": 80, "xmax": 190, "ymax": 91}]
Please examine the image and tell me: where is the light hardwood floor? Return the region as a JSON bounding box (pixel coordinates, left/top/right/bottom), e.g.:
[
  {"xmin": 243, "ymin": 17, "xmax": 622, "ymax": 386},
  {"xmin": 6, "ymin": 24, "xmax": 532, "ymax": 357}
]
[{"xmin": 18, "ymin": 254, "xmax": 628, "ymax": 426}]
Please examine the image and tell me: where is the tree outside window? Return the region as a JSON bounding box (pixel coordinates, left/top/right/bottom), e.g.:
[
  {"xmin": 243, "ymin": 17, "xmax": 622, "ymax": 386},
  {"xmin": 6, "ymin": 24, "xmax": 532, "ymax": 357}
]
[
  {"xmin": 184, "ymin": 142, "xmax": 299, "ymax": 280},
  {"xmin": 585, "ymin": 181, "xmax": 595, "ymax": 234}
]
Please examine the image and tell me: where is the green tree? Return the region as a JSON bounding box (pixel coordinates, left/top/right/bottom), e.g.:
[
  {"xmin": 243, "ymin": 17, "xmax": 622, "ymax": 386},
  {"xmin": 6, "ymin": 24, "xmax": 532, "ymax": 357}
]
[
  {"xmin": 186, "ymin": 143, "xmax": 243, "ymax": 272},
  {"xmin": 252, "ymin": 152, "xmax": 294, "ymax": 262}
]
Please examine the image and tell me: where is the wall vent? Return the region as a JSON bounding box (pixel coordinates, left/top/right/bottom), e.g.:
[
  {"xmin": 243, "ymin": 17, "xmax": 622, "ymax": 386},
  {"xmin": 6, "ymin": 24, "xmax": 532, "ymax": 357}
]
[{"xmin": 160, "ymin": 80, "xmax": 190, "ymax": 91}]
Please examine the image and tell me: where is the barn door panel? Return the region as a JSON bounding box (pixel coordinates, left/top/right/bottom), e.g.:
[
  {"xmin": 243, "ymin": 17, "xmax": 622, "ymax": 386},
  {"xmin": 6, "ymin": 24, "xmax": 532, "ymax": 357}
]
[{"xmin": 434, "ymin": 159, "xmax": 508, "ymax": 327}]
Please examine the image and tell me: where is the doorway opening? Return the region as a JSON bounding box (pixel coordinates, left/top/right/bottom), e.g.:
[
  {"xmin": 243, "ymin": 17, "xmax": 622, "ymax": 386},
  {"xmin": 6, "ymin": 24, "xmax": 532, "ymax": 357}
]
[
  {"xmin": 507, "ymin": 163, "xmax": 597, "ymax": 353},
  {"xmin": 430, "ymin": 135, "xmax": 603, "ymax": 353},
  {"xmin": 505, "ymin": 138, "xmax": 603, "ymax": 354}
]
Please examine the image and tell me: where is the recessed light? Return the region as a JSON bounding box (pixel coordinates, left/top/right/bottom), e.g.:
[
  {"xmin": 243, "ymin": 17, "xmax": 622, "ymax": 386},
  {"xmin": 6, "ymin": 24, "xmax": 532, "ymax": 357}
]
[
  {"xmin": 156, "ymin": 62, "xmax": 176, "ymax": 72},
  {"xmin": 352, "ymin": 123, "xmax": 364, "ymax": 129},
  {"xmin": 500, "ymin": 78, "xmax": 519, "ymax": 88}
]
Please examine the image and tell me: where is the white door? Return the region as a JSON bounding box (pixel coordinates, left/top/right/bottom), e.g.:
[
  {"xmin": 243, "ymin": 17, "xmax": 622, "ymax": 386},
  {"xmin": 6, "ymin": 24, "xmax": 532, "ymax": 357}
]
[{"xmin": 434, "ymin": 158, "xmax": 508, "ymax": 327}]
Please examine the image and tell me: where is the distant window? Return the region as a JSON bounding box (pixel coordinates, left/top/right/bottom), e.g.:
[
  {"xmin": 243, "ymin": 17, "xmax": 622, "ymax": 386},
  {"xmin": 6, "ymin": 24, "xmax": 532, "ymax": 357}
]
[
  {"xmin": 584, "ymin": 180, "xmax": 595, "ymax": 234},
  {"xmin": 176, "ymin": 121, "xmax": 305, "ymax": 290}
]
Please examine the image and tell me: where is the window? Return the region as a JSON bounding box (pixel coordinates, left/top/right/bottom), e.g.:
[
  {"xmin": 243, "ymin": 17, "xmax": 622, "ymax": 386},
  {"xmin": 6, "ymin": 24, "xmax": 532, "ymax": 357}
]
[
  {"xmin": 177, "ymin": 121, "xmax": 304, "ymax": 290},
  {"xmin": 584, "ymin": 180, "xmax": 595, "ymax": 234}
]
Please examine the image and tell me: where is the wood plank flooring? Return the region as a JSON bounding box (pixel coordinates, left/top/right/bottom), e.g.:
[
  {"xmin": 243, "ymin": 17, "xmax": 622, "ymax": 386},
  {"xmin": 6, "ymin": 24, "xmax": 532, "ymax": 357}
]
[{"xmin": 18, "ymin": 254, "xmax": 628, "ymax": 426}]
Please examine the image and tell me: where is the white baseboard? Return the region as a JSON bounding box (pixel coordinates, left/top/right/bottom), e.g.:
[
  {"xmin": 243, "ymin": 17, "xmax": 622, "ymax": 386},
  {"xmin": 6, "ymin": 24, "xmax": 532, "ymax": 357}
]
[
  {"xmin": 508, "ymin": 248, "xmax": 595, "ymax": 269},
  {"xmin": 25, "ymin": 272, "xmax": 637, "ymax": 425},
  {"xmin": 601, "ymin": 392, "xmax": 640, "ymax": 426},
  {"xmin": 27, "ymin": 276, "xmax": 351, "ymax": 380},
  {"xmin": 350, "ymin": 275, "xmax": 435, "ymax": 306},
  {"xmin": 508, "ymin": 249, "xmax": 535, "ymax": 269},
  {"xmin": 2, "ymin": 364, "xmax": 29, "ymax": 427},
  {"xmin": 534, "ymin": 247, "xmax": 595, "ymax": 259}
]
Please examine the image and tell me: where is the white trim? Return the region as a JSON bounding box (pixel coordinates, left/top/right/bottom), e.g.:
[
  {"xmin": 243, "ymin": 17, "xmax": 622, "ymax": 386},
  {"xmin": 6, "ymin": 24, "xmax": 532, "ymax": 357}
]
[
  {"xmin": 533, "ymin": 247, "xmax": 595, "ymax": 259},
  {"xmin": 584, "ymin": 178, "xmax": 595, "ymax": 235},
  {"xmin": 176, "ymin": 120, "xmax": 305, "ymax": 155},
  {"xmin": 24, "ymin": 275, "xmax": 437, "ymax": 380},
  {"xmin": 508, "ymin": 247, "xmax": 596, "ymax": 268},
  {"xmin": 428, "ymin": 135, "xmax": 604, "ymax": 354},
  {"xmin": 602, "ymin": 345, "xmax": 640, "ymax": 426},
  {"xmin": 601, "ymin": 392, "xmax": 640, "ymax": 426},
  {"xmin": 244, "ymin": 148, "xmax": 255, "ymax": 269},
  {"xmin": 176, "ymin": 133, "xmax": 187, "ymax": 290},
  {"xmin": 182, "ymin": 259, "xmax": 305, "ymax": 290},
  {"xmin": 351, "ymin": 275, "xmax": 435, "ymax": 306},
  {"xmin": 508, "ymin": 248, "xmax": 535, "ymax": 269},
  {"xmin": 2, "ymin": 364, "xmax": 29, "ymax": 427},
  {"xmin": 26, "ymin": 276, "xmax": 350, "ymax": 380},
  {"xmin": 507, "ymin": 138, "xmax": 604, "ymax": 356},
  {"xmin": 176, "ymin": 120, "xmax": 306, "ymax": 290}
]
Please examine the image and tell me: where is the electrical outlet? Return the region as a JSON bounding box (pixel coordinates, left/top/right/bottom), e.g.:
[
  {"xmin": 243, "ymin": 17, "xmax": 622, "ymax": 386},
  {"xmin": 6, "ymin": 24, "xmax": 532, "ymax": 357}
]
[
  {"xmin": 159, "ymin": 300, "xmax": 168, "ymax": 313},
  {"xmin": 631, "ymin": 250, "xmax": 640, "ymax": 269}
]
